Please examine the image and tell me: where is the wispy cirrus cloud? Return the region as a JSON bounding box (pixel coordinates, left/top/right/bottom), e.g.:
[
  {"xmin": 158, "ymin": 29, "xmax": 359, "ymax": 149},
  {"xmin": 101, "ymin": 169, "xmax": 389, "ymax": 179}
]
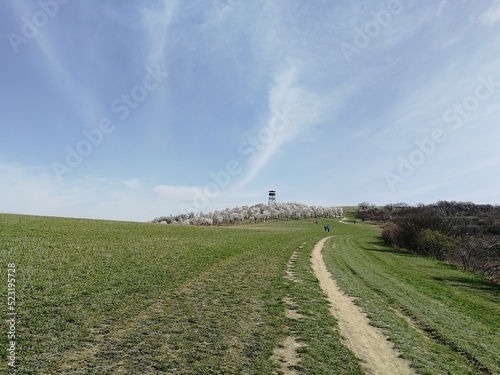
[
  {"xmin": 12, "ymin": 1, "xmax": 177, "ymax": 129},
  {"xmin": 6, "ymin": 1, "xmax": 101, "ymax": 124},
  {"xmin": 436, "ymin": 0, "xmax": 447, "ymax": 16},
  {"xmin": 479, "ymin": 2, "xmax": 500, "ymax": 25},
  {"xmin": 139, "ymin": 0, "xmax": 178, "ymax": 65},
  {"xmin": 232, "ymin": 65, "xmax": 323, "ymax": 190}
]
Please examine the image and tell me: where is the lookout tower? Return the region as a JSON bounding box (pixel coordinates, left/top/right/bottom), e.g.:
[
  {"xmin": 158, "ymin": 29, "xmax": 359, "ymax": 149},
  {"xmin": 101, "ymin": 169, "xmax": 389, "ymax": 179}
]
[{"xmin": 268, "ymin": 190, "xmax": 276, "ymax": 205}]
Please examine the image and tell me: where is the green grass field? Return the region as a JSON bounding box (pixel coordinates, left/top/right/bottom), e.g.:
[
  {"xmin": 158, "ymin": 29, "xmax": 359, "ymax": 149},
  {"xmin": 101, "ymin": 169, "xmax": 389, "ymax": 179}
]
[
  {"xmin": 323, "ymin": 222, "xmax": 500, "ymax": 375},
  {"xmin": 1, "ymin": 213, "xmax": 498, "ymax": 374}
]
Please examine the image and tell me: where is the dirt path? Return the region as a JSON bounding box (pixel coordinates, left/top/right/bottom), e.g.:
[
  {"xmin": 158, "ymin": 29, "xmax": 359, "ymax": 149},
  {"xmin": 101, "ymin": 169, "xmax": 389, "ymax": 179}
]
[{"xmin": 311, "ymin": 237, "xmax": 416, "ymax": 375}]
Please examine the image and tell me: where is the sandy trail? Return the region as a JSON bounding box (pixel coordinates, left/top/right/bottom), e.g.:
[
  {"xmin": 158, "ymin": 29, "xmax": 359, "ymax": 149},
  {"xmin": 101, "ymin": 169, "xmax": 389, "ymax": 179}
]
[{"xmin": 311, "ymin": 237, "xmax": 416, "ymax": 375}]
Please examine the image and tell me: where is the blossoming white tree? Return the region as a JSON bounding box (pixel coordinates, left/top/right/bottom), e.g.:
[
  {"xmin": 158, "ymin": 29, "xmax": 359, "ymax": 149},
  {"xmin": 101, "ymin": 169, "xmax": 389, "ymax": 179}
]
[{"xmin": 153, "ymin": 202, "xmax": 344, "ymax": 226}]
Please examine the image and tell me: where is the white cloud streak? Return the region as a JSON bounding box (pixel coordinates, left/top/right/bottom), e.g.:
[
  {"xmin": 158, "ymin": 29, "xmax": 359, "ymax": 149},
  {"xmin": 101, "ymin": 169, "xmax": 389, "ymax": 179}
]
[
  {"xmin": 140, "ymin": 0, "xmax": 178, "ymax": 65},
  {"xmin": 233, "ymin": 65, "xmax": 322, "ymax": 190},
  {"xmin": 479, "ymin": 3, "xmax": 500, "ymax": 25}
]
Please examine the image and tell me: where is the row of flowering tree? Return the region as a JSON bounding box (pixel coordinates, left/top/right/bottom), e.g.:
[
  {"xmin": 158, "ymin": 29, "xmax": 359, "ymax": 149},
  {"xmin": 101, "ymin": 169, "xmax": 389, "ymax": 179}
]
[{"xmin": 152, "ymin": 202, "xmax": 343, "ymax": 226}]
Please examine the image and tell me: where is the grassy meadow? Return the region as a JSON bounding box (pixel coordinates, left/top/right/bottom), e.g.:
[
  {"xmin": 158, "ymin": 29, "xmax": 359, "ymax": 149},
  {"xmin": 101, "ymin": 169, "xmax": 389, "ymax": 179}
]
[
  {"xmin": 0, "ymin": 214, "xmax": 363, "ymax": 374},
  {"xmin": 1, "ymin": 213, "xmax": 498, "ymax": 374},
  {"xmin": 323, "ymin": 219, "xmax": 500, "ymax": 375}
]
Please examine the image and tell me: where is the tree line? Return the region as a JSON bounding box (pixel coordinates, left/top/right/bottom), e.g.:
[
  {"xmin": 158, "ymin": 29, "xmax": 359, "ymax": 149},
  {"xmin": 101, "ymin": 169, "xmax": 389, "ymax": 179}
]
[
  {"xmin": 152, "ymin": 202, "xmax": 343, "ymax": 226},
  {"xmin": 357, "ymin": 201, "xmax": 500, "ymax": 281}
]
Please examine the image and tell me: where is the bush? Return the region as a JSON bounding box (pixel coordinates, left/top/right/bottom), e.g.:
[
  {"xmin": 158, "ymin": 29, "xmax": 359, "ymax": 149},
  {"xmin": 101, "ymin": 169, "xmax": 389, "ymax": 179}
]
[
  {"xmin": 379, "ymin": 201, "xmax": 500, "ymax": 281},
  {"xmin": 417, "ymin": 229, "xmax": 453, "ymax": 260},
  {"xmin": 382, "ymin": 223, "xmax": 399, "ymax": 246}
]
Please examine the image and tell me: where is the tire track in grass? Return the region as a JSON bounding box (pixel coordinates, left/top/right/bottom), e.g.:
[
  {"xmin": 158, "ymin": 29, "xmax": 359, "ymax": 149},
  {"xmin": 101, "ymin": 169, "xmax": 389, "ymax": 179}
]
[
  {"xmin": 57, "ymin": 249, "xmax": 259, "ymax": 373},
  {"xmin": 58, "ymin": 235, "xmax": 297, "ymax": 374},
  {"xmin": 311, "ymin": 237, "xmax": 416, "ymax": 375},
  {"xmin": 272, "ymin": 242, "xmax": 307, "ymax": 375}
]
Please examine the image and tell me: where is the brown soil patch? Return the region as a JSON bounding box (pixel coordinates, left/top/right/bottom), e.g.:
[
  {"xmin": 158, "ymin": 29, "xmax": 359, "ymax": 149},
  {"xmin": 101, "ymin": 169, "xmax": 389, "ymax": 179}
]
[
  {"xmin": 285, "ymin": 251, "xmax": 299, "ymax": 282},
  {"xmin": 285, "ymin": 308, "xmax": 304, "ymax": 320},
  {"xmin": 271, "ymin": 336, "xmax": 305, "ymax": 375}
]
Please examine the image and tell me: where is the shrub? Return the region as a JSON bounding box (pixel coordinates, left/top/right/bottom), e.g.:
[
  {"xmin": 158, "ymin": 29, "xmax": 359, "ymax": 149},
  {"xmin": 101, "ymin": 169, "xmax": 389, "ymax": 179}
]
[
  {"xmin": 382, "ymin": 222, "xmax": 399, "ymax": 246},
  {"xmin": 417, "ymin": 229, "xmax": 453, "ymax": 260}
]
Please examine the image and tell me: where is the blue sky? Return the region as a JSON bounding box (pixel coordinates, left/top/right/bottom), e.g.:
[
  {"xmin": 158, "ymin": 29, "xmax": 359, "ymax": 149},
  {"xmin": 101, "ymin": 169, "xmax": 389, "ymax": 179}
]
[{"xmin": 1, "ymin": 0, "xmax": 500, "ymax": 222}]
